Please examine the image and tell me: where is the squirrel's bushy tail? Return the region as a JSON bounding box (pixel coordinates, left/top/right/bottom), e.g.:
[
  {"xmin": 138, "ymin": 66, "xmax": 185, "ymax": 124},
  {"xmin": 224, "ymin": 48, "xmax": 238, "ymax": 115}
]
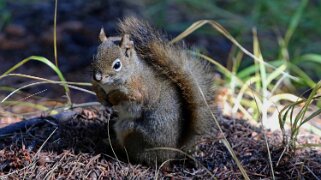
[
  {"xmin": 118, "ymin": 17, "xmax": 167, "ymax": 52},
  {"xmin": 119, "ymin": 17, "xmax": 215, "ymax": 146}
]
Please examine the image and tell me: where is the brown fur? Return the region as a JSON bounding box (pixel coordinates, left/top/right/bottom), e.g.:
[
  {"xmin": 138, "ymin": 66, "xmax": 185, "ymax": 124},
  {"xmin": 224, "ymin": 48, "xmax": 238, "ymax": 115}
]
[
  {"xmin": 119, "ymin": 18, "xmax": 215, "ymax": 146},
  {"xmin": 127, "ymin": 76, "xmax": 145, "ymax": 104},
  {"xmin": 107, "ymin": 90, "xmax": 131, "ymax": 106},
  {"xmin": 92, "ymin": 81, "xmax": 109, "ymax": 105},
  {"xmin": 148, "ymin": 42, "xmax": 201, "ymax": 146},
  {"xmin": 92, "ymin": 17, "xmax": 216, "ymax": 166}
]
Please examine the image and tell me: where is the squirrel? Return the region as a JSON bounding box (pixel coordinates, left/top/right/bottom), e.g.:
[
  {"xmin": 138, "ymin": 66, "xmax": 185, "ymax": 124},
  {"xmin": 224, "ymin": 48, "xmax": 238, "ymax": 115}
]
[{"xmin": 92, "ymin": 17, "xmax": 216, "ymax": 166}]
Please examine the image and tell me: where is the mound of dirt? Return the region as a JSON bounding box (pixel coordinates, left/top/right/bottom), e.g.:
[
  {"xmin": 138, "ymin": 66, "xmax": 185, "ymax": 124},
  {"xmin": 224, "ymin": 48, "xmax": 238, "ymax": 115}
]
[{"xmin": 0, "ymin": 108, "xmax": 320, "ymax": 179}]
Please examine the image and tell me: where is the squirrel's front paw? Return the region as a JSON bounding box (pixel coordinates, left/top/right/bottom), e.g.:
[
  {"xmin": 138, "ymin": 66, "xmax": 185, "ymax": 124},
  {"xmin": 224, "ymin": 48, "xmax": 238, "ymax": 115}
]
[
  {"xmin": 107, "ymin": 90, "xmax": 130, "ymax": 106},
  {"xmin": 113, "ymin": 102, "xmax": 142, "ymax": 121}
]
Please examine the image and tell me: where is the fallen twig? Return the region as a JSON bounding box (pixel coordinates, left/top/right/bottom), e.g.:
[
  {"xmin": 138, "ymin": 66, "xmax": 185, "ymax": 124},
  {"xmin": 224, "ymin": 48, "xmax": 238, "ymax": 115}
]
[{"xmin": 0, "ymin": 110, "xmax": 77, "ymax": 136}]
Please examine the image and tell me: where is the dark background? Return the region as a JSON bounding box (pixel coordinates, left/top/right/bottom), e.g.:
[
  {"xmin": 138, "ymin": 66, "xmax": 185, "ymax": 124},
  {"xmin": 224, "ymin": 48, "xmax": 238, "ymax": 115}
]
[{"xmin": 0, "ymin": 0, "xmax": 320, "ymax": 103}]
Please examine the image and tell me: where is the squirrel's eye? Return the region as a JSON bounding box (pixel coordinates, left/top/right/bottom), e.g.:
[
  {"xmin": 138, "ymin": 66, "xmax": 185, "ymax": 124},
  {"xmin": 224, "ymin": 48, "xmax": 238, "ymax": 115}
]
[{"xmin": 112, "ymin": 58, "xmax": 122, "ymax": 71}]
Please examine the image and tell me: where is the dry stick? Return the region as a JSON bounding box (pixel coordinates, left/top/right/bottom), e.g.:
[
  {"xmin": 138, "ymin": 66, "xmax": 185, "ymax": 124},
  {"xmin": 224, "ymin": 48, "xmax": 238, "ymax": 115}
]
[
  {"xmin": 3, "ymin": 73, "xmax": 91, "ymax": 87},
  {"xmin": 107, "ymin": 118, "xmax": 119, "ymax": 161},
  {"xmin": 196, "ymin": 86, "xmax": 250, "ymax": 180},
  {"xmin": 299, "ymin": 161, "xmax": 305, "ymax": 179},
  {"xmin": 17, "ymin": 89, "xmax": 48, "ymax": 103},
  {"xmin": 155, "ymin": 159, "xmax": 175, "ymax": 179},
  {"xmin": 1, "ymin": 73, "xmax": 93, "ymax": 111},
  {"xmin": 305, "ymin": 166, "xmax": 320, "ymax": 180},
  {"xmin": 0, "ymin": 110, "xmax": 76, "ymax": 136},
  {"xmin": 254, "ymin": 96, "xmax": 276, "ymax": 180},
  {"xmin": 140, "ymin": 166, "xmax": 151, "ymax": 178},
  {"xmin": 85, "ymin": 154, "xmax": 101, "ymax": 169},
  {"xmin": 35, "ymin": 128, "xmax": 58, "ymax": 158},
  {"xmin": 1, "ymin": 81, "xmax": 95, "ymax": 104},
  {"xmin": 0, "ymin": 118, "xmax": 46, "ymax": 137},
  {"xmin": 1, "ymin": 101, "xmax": 100, "ymax": 120},
  {"xmin": 146, "ymin": 147, "xmax": 216, "ymax": 179},
  {"xmin": 123, "ymin": 145, "xmax": 130, "ymax": 164},
  {"xmin": 45, "ymin": 102, "xmax": 100, "ymax": 115},
  {"xmin": 66, "ymin": 160, "xmax": 79, "ymax": 179},
  {"xmin": 276, "ymin": 137, "xmax": 290, "ymax": 167},
  {"xmin": 267, "ymin": 100, "xmax": 290, "ymax": 168},
  {"xmin": 43, "ymin": 152, "xmax": 67, "ymax": 179}
]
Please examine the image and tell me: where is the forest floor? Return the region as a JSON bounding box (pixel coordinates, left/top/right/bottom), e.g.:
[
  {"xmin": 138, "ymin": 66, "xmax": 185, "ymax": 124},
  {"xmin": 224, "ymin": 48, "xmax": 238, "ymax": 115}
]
[{"xmin": 0, "ymin": 108, "xmax": 320, "ymax": 179}]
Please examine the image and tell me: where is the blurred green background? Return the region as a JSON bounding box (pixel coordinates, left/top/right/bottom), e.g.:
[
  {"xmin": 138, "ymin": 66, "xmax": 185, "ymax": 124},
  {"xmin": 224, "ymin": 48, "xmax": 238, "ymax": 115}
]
[
  {"xmin": 144, "ymin": 0, "xmax": 321, "ymax": 55},
  {"xmin": 0, "ymin": 0, "xmax": 320, "ymax": 95}
]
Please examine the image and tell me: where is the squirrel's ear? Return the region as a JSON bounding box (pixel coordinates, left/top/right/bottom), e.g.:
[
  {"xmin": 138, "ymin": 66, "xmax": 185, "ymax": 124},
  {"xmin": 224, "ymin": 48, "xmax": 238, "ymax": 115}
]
[
  {"xmin": 99, "ymin": 28, "xmax": 108, "ymax": 42},
  {"xmin": 120, "ymin": 34, "xmax": 134, "ymax": 49}
]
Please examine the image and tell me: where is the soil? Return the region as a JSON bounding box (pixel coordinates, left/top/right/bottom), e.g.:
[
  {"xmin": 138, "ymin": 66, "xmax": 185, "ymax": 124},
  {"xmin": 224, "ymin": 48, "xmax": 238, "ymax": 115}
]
[{"xmin": 0, "ymin": 108, "xmax": 320, "ymax": 179}]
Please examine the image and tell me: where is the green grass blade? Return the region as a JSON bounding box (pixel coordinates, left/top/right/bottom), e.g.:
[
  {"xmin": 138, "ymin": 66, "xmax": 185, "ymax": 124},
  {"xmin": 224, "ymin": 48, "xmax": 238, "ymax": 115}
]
[
  {"xmin": 294, "ymin": 82, "xmax": 321, "ymax": 125},
  {"xmin": 266, "ymin": 64, "xmax": 287, "ymax": 85},
  {"xmin": 253, "ymin": 28, "xmax": 270, "ymax": 128},
  {"xmin": 232, "ymin": 51, "xmax": 243, "ymax": 75},
  {"xmin": 237, "ymin": 65, "xmax": 258, "ymax": 80},
  {"xmin": 54, "ymin": 0, "xmax": 58, "ymax": 67},
  {"xmin": 279, "ymin": 103, "xmax": 292, "ymax": 143},
  {"xmin": 222, "ymin": 139, "xmax": 250, "ymax": 180},
  {"xmin": 170, "ymin": 19, "xmax": 298, "ymax": 81},
  {"xmin": 0, "ymin": 56, "xmax": 71, "ymax": 105},
  {"xmin": 288, "ymin": 64, "xmax": 316, "ymax": 88},
  {"xmin": 193, "ymin": 52, "xmax": 244, "ymax": 86},
  {"xmin": 294, "ymin": 54, "xmax": 321, "ymax": 64},
  {"xmin": 232, "ymin": 76, "xmax": 261, "ymax": 115},
  {"xmin": 284, "ymin": 0, "xmax": 308, "ymax": 46},
  {"xmin": 301, "ymin": 108, "xmax": 321, "ymax": 125}
]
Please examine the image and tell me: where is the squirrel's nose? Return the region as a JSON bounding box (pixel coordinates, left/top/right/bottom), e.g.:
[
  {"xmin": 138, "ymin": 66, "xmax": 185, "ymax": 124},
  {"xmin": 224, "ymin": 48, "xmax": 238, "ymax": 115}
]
[{"xmin": 93, "ymin": 70, "xmax": 103, "ymax": 82}]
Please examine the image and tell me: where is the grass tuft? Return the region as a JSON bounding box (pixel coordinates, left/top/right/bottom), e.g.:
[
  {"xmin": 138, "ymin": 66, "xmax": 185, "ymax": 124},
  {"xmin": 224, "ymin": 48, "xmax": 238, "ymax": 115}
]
[
  {"xmin": 279, "ymin": 81, "xmax": 321, "ymax": 151},
  {"xmin": 0, "ymin": 56, "xmax": 72, "ymax": 105}
]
